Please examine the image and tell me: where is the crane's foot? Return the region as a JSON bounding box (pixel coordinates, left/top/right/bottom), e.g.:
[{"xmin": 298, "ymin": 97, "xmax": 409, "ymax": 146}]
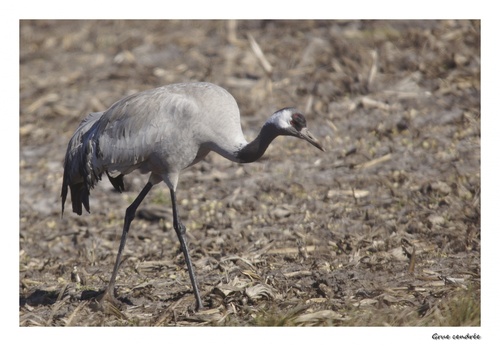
[
  {"xmin": 98, "ymin": 288, "xmax": 121, "ymax": 306},
  {"xmin": 92, "ymin": 288, "xmax": 127, "ymax": 318}
]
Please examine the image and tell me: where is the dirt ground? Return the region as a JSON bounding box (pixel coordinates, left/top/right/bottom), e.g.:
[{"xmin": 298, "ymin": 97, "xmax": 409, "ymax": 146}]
[{"xmin": 19, "ymin": 20, "xmax": 480, "ymax": 327}]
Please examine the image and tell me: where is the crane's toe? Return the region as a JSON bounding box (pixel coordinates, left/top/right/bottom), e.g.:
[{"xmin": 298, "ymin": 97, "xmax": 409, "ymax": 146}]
[{"xmin": 93, "ymin": 288, "xmax": 127, "ymax": 317}]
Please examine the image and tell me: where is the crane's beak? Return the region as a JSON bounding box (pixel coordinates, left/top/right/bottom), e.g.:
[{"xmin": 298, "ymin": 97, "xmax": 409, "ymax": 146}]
[{"xmin": 299, "ymin": 128, "xmax": 325, "ymax": 152}]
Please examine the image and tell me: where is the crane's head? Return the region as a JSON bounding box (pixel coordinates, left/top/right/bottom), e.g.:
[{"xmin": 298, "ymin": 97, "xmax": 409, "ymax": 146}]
[{"xmin": 269, "ymin": 107, "xmax": 325, "ymax": 152}]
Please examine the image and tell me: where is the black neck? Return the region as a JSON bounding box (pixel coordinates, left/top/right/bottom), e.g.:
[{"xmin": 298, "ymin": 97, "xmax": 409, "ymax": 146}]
[{"xmin": 235, "ymin": 123, "xmax": 278, "ymax": 163}]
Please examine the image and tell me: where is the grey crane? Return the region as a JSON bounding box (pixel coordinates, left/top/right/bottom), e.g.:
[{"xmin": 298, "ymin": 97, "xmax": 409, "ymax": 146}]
[{"xmin": 61, "ymin": 82, "xmax": 324, "ymax": 311}]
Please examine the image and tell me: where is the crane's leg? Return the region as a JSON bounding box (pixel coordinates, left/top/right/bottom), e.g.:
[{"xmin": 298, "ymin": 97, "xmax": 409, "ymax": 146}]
[
  {"xmin": 170, "ymin": 188, "xmax": 203, "ymax": 311},
  {"xmin": 101, "ymin": 182, "xmax": 153, "ymax": 305}
]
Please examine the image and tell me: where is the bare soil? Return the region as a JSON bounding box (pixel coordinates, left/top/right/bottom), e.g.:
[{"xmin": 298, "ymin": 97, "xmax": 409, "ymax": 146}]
[{"xmin": 20, "ymin": 20, "xmax": 480, "ymax": 327}]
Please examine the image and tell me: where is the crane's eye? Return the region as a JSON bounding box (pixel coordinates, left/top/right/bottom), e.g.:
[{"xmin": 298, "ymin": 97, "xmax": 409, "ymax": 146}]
[{"xmin": 291, "ymin": 113, "xmax": 306, "ymax": 130}]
